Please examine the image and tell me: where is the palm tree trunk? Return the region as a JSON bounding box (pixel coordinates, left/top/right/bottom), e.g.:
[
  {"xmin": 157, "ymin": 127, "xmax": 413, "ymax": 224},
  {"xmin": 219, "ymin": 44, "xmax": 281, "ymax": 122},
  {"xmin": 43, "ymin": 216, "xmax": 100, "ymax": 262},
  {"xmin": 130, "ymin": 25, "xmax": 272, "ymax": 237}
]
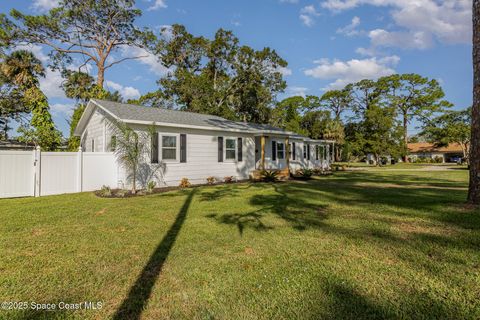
[
  {"xmin": 403, "ymin": 111, "xmax": 408, "ymax": 162},
  {"xmin": 468, "ymin": 0, "xmax": 480, "ymax": 204}
]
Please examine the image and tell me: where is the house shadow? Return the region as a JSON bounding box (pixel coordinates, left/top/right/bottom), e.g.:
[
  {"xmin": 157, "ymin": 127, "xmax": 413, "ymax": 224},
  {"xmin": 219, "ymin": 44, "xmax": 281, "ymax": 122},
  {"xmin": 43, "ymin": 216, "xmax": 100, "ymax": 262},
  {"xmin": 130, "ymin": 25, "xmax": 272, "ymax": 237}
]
[{"xmin": 112, "ymin": 189, "xmax": 196, "ymax": 320}]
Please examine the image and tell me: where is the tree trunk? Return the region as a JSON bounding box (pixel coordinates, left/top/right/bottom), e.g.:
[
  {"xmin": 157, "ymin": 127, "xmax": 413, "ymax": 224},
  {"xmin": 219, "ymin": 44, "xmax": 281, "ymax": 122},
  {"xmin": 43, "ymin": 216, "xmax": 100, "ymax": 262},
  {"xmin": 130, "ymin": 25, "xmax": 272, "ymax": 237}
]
[
  {"xmin": 132, "ymin": 165, "xmax": 137, "ymax": 194},
  {"xmin": 403, "ymin": 111, "xmax": 408, "ymax": 162},
  {"xmin": 97, "ymin": 62, "xmax": 105, "ymax": 88},
  {"xmin": 469, "ymin": 0, "xmax": 480, "ymax": 203}
]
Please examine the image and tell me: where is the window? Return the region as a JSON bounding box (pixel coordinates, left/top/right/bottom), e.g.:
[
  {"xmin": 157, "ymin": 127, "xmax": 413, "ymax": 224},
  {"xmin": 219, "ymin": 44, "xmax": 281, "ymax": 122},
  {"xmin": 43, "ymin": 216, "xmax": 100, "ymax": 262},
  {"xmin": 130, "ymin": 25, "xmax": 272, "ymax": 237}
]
[
  {"xmin": 316, "ymin": 145, "xmax": 319, "ymax": 160},
  {"xmin": 91, "ymin": 139, "xmax": 95, "ymax": 152},
  {"xmin": 151, "ymin": 134, "xmax": 159, "ymax": 163},
  {"xmin": 303, "ymin": 145, "xmax": 307, "ymax": 159},
  {"xmin": 225, "ymin": 138, "xmax": 236, "ymax": 160},
  {"xmin": 277, "ymin": 142, "xmax": 285, "ymax": 159},
  {"xmin": 162, "ymin": 135, "xmax": 177, "ymax": 160},
  {"xmin": 110, "ymin": 136, "xmax": 117, "ymax": 152},
  {"xmin": 292, "ymin": 142, "xmax": 296, "ymax": 160}
]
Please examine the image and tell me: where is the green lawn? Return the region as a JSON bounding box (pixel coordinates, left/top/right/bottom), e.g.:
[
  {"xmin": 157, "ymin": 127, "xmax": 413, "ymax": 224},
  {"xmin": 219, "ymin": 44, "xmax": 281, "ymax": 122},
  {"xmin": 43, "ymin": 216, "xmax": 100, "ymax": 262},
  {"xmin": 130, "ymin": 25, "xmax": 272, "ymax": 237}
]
[{"xmin": 1, "ymin": 170, "xmax": 479, "ymax": 319}]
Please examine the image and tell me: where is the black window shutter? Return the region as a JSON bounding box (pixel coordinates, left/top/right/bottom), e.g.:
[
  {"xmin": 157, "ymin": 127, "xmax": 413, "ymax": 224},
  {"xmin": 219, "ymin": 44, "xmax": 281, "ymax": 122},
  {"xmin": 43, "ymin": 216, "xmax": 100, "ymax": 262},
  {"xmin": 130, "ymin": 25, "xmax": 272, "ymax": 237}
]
[
  {"xmin": 218, "ymin": 137, "xmax": 223, "ymax": 162},
  {"xmin": 180, "ymin": 134, "xmax": 187, "ymax": 163},
  {"xmin": 292, "ymin": 142, "xmax": 296, "ymax": 160},
  {"xmin": 272, "ymin": 141, "xmax": 277, "ymax": 161},
  {"xmin": 307, "ymin": 144, "xmax": 311, "ymax": 160},
  {"xmin": 237, "ymin": 137, "xmax": 243, "ymax": 162},
  {"xmin": 151, "ymin": 133, "xmax": 159, "ymax": 163}
]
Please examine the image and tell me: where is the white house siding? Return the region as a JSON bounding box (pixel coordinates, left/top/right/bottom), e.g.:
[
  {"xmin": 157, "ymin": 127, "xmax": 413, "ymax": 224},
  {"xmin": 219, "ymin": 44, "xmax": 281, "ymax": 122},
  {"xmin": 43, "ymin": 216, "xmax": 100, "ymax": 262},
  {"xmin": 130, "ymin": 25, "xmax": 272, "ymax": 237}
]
[
  {"xmin": 81, "ymin": 107, "xmax": 112, "ymax": 152},
  {"xmin": 114, "ymin": 124, "xmax": 256, "ymax": 188},
  {"xmin": 259, "ymin": 138, "xmax": 330, "ymax": 171}
]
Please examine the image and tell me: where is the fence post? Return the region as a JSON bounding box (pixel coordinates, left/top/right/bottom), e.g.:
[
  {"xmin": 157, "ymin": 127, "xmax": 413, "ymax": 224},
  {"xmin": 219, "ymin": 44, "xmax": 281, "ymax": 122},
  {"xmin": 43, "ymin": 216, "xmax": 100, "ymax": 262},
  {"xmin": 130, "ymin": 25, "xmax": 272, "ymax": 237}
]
[
  {"xmin": 34, "ymin": 146, "xmax": 41, "ymax": 197},
  {"xmin": 77, "ymin": 146, "xmax": 83, "ymax": 192}
]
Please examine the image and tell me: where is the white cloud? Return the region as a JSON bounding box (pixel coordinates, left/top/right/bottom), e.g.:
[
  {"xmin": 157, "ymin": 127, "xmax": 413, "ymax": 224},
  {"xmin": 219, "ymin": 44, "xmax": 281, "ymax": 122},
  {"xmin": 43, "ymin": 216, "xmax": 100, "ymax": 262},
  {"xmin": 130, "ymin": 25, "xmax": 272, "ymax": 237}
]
[
  {"xmin": 304, "ymin": 56, "xmax": 399, "ymax": 89},
  {"xmin": 105, "ymin": 80, "xmax": 140, "ymax": 100},
  {"xmin": 300, "ymin": 5, "xmax": 321, "ymax": 27},
  {"xmin": 300, "ymin": 15, "xmax": 315, "ymax": 27},
  {"xmin": 301, "ymin": 5, "xmax": 321, "ymax": 16},
  {"xmin": 321, "ymin": 0, "xmax": 471, "ymax": 46},
  {"xmin": 14, "ymin": 44, "xmax": 49, "ymax": 63},
  {"xmin": 336, "ymin": 16, "xmax": 361, "ymax": 36},
  {"xmin": 368, "ymin": 29, "xmax": 433, "ymax": 49},
  {"xmin": 287, "ymin": 86, "xmax": 309, "ymax": 97},
  {"xmin": 148, "ymin": 0, "xmax": 167, "ymax": 11},
  {"xmin": 50, "ymin": 103, "xmax": 74, "ymax": 118},
  {"xmin": 40, "ymin": 69, "xmax": 65, "ymax": 99},
  {"xmin": 277, "ymin": 66, "xmax": 292, "ymax": 76},
  {"xmin": 31, "ymin": 0, "xmax": 60, "ymax": 12},
  {"xmin": 121, "ymin": 46, "xmax": 172, "ymax": 77}
]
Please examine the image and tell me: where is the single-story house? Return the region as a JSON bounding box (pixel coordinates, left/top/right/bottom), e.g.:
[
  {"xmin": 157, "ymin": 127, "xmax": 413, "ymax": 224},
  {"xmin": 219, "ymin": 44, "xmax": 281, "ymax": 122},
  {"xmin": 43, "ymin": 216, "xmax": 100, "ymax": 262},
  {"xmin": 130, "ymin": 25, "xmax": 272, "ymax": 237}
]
[
  {"xmin": 74, "ymin": 99, "xmax": 334, "ymax": 187},
  {"xmin": 407, "ymin": 142, "xmax": 465, "ymax": 163}
]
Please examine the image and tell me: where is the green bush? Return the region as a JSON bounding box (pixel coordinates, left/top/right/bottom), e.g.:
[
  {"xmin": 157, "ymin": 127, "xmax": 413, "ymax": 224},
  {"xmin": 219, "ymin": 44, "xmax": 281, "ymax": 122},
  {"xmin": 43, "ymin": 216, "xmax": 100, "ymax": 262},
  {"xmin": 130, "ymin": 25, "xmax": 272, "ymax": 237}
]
[
  {"xmin": 260, "ymin": 170, "xmax": 280, "ymax": 182},
  {"xmin": 295, "ymin": 168, "xmax": 313, "ymax": 180},
  {"xmin": 146, "ymin": 181, "xmax": 156, "ymax": 193},
  {"xmin": 99, "ymin": 185, "xmax": 112, "ymax": 197}
]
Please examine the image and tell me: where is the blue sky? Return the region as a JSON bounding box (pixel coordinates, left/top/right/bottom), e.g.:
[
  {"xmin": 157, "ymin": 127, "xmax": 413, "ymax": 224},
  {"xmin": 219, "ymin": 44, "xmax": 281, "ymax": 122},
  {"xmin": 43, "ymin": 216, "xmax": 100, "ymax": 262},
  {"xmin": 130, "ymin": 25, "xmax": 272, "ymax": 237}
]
[{"xmin": 0, "ymin": 0, "xmax": 472, "ymax": 137}]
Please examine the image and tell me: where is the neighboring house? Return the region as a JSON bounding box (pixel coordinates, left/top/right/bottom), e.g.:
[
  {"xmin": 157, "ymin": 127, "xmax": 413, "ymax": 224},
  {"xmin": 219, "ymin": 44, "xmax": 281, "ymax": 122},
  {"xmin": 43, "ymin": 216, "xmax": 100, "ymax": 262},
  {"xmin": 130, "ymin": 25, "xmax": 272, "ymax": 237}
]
[
  {"xmin": 0, "ymin": 139, "xmax": 35, "ymax": 150},
  {"xmin": 407, "ymin": 142, "xmax": 465, "ymax": 163},
  {"xmin": 74, "ymin": 99, "xmax": 334, "ymax": 187}
]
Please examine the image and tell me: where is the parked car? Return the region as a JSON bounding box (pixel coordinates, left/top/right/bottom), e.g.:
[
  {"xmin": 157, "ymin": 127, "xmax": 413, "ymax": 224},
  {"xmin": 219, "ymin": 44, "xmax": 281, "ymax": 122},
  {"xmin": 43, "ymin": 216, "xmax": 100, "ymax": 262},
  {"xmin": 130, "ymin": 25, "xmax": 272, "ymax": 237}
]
[{"xmin": 449, "ymin": 156, "xmax": 463, "ymax": 164}]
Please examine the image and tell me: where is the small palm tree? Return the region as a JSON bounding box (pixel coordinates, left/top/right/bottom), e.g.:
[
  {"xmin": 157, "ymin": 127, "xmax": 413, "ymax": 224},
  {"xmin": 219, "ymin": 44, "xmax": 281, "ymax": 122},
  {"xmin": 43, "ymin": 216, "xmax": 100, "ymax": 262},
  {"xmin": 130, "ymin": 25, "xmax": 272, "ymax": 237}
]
[{"xmin": 110, "ymin": 120, "xmax": 155, "ymax": 194}]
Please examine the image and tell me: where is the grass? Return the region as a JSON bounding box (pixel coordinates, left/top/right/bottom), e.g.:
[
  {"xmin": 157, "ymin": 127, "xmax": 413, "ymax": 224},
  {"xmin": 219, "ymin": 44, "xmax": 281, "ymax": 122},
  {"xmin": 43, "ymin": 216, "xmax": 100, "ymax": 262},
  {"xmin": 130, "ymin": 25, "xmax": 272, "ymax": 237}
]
[
  {"xmin": 1, "ymin": 170, "xmax": 479, "ymax": 319},
  {"xmin": 336, "ymin": 161, "xmax": 468, "ymax": 170}
]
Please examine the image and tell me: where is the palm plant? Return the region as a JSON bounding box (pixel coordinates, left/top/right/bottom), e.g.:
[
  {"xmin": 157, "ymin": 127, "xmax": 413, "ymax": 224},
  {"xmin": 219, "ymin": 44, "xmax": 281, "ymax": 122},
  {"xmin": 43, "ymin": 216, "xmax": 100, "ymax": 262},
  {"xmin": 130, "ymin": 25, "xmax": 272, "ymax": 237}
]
[{"xmin": 110, "ymin": 121, "xmax": 155, "ymax": 194}]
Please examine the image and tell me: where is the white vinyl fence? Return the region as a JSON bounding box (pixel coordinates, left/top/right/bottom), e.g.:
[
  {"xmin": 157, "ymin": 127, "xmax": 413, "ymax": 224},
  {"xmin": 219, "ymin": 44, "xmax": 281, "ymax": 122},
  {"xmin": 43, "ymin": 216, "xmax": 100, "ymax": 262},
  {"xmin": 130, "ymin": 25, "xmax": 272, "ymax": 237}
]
[{"xmin": 0, "ymin": 147, "xmax": 118, "ymax": 198}]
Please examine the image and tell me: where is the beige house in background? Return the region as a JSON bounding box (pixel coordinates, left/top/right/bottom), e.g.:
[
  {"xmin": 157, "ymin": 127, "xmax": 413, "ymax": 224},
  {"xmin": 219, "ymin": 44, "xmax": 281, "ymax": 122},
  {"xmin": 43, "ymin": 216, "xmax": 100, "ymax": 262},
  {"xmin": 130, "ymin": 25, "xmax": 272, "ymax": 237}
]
[{"xmin": 407, "ymin": 143, "xmax": 465, "ymax": 163}]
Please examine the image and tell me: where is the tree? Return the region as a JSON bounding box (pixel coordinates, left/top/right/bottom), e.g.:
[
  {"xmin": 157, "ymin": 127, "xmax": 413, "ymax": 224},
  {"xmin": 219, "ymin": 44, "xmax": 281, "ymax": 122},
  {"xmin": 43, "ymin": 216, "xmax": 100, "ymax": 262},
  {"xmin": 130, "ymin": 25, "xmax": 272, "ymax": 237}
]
[
  {"xmin": 422, "ymin": 107, "xmax": 471, "ymax": 162},
  {"xmin": 62, "ymin": 70, "xmax": 123, "ymax": 151},
  {"xmin": 320, "ymin": 88, "xmax": 352, "ymax": 120},
  {"xmin": 5, "ymin": 0, "xmax": 155, "ymax": 87},
  {"xmin": 378, "ymin": 74, "xmax": 451, "ymax": 161},
  {"xmin": 0, "ymin": 50, "xmax": 61, "ymax": 149},
  {"xmin": 271, "ymin": 96, "xmax": 320, "ymax": 136},
  {"xmin": 155, "ymin": 25, "xmax": 287, "ymax": 122},
  {"xmin": 110, "ymin": 121, "xmax": 155, "ymax": 194},
  {"xmin": 469, "ymin": 0, "xmax": 480, "ymax": 204},
  {"xmin": 300, "ymin": 110, "xmax": 332, "ymax": 140},
  {"xmin": 359, "ymin": 104, "xmax": 403, "ymax": 165},
  {"xmin": 347, "ymin": 79, "xmax": 382, "ymax": 115}
]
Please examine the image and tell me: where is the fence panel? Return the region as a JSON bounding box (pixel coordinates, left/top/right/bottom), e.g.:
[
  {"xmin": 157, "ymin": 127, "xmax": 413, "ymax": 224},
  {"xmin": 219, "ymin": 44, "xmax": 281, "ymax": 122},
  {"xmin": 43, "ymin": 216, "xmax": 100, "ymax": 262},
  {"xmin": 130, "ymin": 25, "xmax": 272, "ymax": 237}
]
[
  {"xmin": 82, "ymin": 152, "xmax": 118, "ymax": 191},
  {"xmin": 0, "ymin": 151, "xmax": 34, "ymax": 198},
  {"xmin": 40, "ymin": 152, "xmax": 78, "ymax": 196}
]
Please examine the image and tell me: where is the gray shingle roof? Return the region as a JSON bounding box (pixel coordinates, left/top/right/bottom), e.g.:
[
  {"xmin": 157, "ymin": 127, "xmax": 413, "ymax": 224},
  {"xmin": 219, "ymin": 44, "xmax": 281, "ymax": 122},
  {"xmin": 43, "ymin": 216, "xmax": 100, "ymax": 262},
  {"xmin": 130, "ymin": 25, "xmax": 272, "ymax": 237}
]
[{"xmin": 92, "ymin": 99, "xmax": 290, "ymax": 134}]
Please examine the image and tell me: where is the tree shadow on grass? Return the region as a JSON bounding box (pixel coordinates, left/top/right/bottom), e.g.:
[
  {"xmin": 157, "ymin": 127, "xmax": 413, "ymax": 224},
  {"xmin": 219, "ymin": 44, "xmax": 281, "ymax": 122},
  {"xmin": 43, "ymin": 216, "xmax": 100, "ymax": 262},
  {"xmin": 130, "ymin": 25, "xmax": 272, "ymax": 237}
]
[
  {"xmin": 112, "ymin": 189, "xmax": 196, "ymax": 320},
  {"xmin": 207, "ymin": 184, "xmax": 329, "ymax": 235}
]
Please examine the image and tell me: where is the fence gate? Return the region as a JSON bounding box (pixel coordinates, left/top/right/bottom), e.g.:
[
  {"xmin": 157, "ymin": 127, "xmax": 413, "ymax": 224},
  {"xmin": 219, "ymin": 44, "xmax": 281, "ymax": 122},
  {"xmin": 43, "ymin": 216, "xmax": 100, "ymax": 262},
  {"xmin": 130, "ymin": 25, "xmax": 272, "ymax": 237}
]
[{"xmin": 0, "ymin": 150, "xmax": 35, "ymax": 198}]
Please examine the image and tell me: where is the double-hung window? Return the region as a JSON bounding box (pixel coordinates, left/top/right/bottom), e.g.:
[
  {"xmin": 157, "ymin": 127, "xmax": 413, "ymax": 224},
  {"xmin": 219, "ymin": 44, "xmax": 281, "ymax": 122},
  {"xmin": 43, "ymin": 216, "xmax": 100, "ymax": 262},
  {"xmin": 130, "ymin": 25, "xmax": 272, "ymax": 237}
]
[
  {"xmin": 277, "ymin": 142, "xmax": 285, "ymax": 159},
  {"xmin": 162, "ymin": 135, "xmax": 177, "ymax": 160},
  {"xmin": 225, "ymin": 138, "xmax": 236, "ymax": 160},
  {"xmin": 303, "ymin": 145, "xmax": 307, "ymax": 159}
]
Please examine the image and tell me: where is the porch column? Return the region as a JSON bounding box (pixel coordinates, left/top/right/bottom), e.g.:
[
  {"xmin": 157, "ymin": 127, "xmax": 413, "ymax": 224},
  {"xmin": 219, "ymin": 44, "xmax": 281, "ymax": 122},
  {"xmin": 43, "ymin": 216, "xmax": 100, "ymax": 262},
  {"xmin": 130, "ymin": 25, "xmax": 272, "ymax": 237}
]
[
  {"xmin": 285, "ymin": 136, "xmax": 290, "ymax": 175},
  {"xmin": 260, "ymin": 136, "xmax": 266, "ymax": 170}
]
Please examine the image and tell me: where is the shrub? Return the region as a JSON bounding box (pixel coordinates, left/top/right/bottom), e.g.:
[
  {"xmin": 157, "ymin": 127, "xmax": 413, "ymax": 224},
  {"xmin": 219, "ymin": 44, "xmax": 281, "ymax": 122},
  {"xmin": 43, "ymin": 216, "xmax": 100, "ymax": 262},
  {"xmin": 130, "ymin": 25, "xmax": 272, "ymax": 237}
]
[
  {"xmin": 179, "ymin": 178, "xmax": 191, "ymax": 188},
  {"xmin": 433, "ymin": 156, "xmax": 443, "ymax": 163},
  {"xmin": 146, "ymin": 181, "xmax": 156, "ymax": 193},
  {"xmin": 260, "ymin": 170, "xmax": 280, "ymax": 182},
  {"xmin": 313, "ymin": 168, "xmax": 323, "ymax": 175},
  {"xmin": 224, "ymin": 176, "xmax": 234, "ymax": 183},
  {"xmin": 116, "ymin": 189, "xmax": 127, "ymax": 198},
  {"xmin": 206, "ymin": 176, "xmax": 216, "ymax": 185},
  {"xmin": 296, "ymin": 168, "xmax": 313, "ymax": 179},
  {"xmin": 99, "ymin": 185, "xmax": 112, "ymax": 197}
]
